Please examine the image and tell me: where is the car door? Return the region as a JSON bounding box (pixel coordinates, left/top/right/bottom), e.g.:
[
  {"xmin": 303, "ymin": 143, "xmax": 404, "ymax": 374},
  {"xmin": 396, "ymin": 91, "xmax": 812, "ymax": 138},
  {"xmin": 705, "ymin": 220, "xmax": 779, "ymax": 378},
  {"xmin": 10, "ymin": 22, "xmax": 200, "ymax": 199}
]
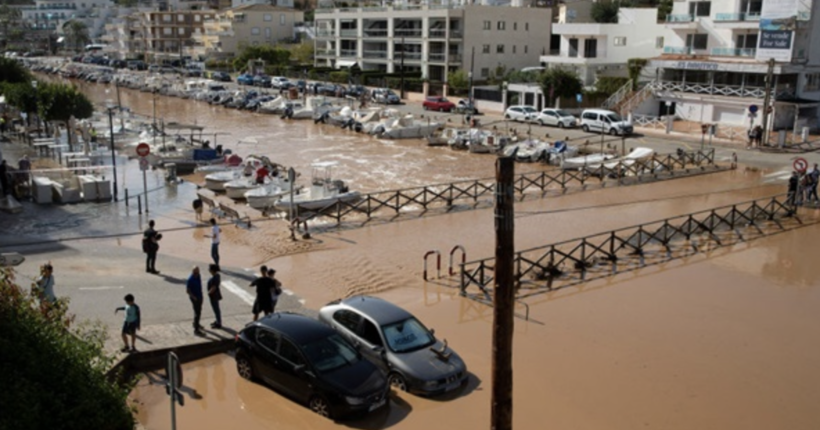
[
  {"xmin": 332, "ymin": 309, "xmax": 363, "ymax": 345},
  {"xmin": 543, "ymin": 111, "xmax": 556, "ymax": 126},
  {"xmin": 273, "ymin": 337, "xmax": 312, "ymax": 402},
  {"xmin": 254, "ymin": 328, "xmax": 282, "ymax": 387},
  {"xmin": 356, "ymin": 317, "xmax": 389, "ymax": 372}
]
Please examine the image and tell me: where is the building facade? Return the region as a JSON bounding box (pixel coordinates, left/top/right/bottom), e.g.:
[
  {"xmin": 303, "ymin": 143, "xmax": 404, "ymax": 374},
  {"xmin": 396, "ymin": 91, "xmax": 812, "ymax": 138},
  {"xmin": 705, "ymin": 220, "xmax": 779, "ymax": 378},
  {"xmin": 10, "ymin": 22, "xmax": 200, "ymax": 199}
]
[
  {"xmin": 129, "ymin": 9, "xmax": 216, "ymax": 61},
  {"xmin": 313, "ymin": 3, "xmax": 552, "ymax": 83},
  {"xmin": 20, "ymin": 0, "xmax": 117, "ymax": 41},
  {"xmin": 191, "ymin": 4, "xmax": 303, "ymax": 59},
  {"xmin": 539, "ymin": 7, "xmax": 673, "ymax": 87},
  {"xmin": 630, "ymin": 0, "xmax": 820, "ymax": 135}
]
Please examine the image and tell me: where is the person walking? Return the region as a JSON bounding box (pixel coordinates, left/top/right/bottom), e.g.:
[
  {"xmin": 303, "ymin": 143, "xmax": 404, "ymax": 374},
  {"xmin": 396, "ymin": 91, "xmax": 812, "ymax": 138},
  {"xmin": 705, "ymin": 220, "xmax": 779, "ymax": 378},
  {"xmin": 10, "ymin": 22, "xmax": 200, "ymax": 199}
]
[
  {"xmin": 787, "ymin": 171, "xmax": 800, "ymax": 207},
  {"xmin": 186, "ymin": 266, "xmax": 204, "ymax": 335},
  {"xmin": 807, "ymin": 164, "xmax": 820, "ymax": 204},
  {"xmin": 249, "ymin": 265, "xmax": 274, "ymax": 321},
  {"xmin": 205, "ymin": 218, "xmax": 221, "ymax": 268},
  {"xmin": 267, "ymin": 268, "xmax": 283, "ymax": 314},
  {"xmin": 0, "ymin": 159, "xmax": 9, "ymax": 197},
  {"xmin": 36, "ymin": 263, "xmax": 56, "ymax": 303},
  {"xmin": 114, "ymin": 294, "xmax": 141, "ymax": 352},
  {"xmin": 143, "ymin": 220, "xmax": 162, "ymax": 274},
  {"xmin": 207, "ymin": 264, "xmax": 223, "ymax": 329}
]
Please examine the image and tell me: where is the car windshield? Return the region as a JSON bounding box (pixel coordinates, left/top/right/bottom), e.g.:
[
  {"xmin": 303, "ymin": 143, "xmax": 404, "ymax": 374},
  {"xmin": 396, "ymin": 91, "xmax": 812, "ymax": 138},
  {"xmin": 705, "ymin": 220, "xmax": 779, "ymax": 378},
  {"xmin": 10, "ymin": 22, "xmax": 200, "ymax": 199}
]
[
  {"xmin": 556, "ymin": 109, "xmax": 572, "ymax": 117},
  {"xmin": 301, "ymin": 333, "xmax": 360, "ymax": 373},
  {"xmin": 381, "ymin": 317, "xmax": 435, "ymax": 353},
  {"xmin": 523, "ymin": 107, "xmax": 537, "ymax": 113},
  {"xmin": 606, "ymin": 113, "xmax": 623, "ymax": 122}
]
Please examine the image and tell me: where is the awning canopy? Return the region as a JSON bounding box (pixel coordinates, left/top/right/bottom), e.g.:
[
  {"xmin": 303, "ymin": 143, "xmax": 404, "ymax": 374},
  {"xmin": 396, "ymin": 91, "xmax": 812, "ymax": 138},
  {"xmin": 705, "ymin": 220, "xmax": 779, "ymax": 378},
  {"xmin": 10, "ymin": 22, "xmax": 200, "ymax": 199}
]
[{"xmin": 336, "ymin": 60, "xmax": 357, "ymax": 69}]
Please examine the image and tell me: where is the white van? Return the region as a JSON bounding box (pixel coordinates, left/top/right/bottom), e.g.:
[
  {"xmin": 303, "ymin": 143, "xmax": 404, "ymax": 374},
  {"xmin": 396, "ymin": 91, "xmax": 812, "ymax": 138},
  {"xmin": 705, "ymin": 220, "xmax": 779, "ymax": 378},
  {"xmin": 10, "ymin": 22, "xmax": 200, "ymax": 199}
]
[{"xmin": 580, "ymin": 109, "xmax": 633, "ymax": 136}]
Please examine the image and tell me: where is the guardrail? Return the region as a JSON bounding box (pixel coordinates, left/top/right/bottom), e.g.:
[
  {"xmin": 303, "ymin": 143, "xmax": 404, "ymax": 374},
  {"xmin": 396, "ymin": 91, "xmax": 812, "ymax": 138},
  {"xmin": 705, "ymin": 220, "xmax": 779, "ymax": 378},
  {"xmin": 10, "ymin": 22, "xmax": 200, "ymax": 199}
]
[{"xmin": 459, "ymin": 195, "xmax": 811, "ymax": 301}]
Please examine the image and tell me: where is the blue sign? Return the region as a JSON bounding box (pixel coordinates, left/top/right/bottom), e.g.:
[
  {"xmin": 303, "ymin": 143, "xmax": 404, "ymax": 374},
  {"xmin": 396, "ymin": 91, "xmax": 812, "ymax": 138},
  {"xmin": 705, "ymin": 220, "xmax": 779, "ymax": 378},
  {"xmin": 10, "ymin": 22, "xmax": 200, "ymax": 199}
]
[
  {"xmin": 749, "ymin": 105, "xmax": 758, "ymax": 113},
  {"xmin": 576, "ymin": 94, "xmax": 583, "ymax": 103}
]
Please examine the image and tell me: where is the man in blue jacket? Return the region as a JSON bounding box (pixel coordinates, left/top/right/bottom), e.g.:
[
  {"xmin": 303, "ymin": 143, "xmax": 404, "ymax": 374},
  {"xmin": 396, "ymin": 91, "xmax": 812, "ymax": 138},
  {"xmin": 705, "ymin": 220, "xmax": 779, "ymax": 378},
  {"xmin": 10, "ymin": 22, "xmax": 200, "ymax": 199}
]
[{"xmin": 186, "ymin": 266, "xmax": 204, "ymax": 335}]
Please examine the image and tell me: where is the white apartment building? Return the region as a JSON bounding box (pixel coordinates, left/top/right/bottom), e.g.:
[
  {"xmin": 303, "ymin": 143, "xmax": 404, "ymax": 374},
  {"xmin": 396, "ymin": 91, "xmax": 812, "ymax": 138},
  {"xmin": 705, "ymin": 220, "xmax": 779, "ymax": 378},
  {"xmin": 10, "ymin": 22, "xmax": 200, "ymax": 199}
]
[
  {"xmin": 231, "ymin": 0, "xmax": 294, "ymax": 9},
  {"xmin": 313, "ymin": 2, "xmax": 552, "ymax": 83},
  {"xmin": 540, "ymin": 7, "xmax": 674, "ymax": 86},
  {"xmin": 20, "ymin": 0, "xmax": 117, "ymax": 41},
  {"xmin": 626, "ymin": 0, "xmax": 820, "ymax": 134}
]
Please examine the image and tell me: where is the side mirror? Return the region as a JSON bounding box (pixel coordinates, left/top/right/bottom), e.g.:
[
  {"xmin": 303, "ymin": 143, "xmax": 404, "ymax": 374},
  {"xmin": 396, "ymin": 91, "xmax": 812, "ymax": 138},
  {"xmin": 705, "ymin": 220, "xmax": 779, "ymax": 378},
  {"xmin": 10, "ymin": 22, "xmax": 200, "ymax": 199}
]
[
  {"xmin": 293, "ymin": 364, "xmax": 306, "ymax": 375},
  {"xmin": 430, "ymin": 328, "xmax": 435, "ymax": 336},
  {"xmin": 372, "ymin": 345, "xmax": 385, "ymax": 356}
]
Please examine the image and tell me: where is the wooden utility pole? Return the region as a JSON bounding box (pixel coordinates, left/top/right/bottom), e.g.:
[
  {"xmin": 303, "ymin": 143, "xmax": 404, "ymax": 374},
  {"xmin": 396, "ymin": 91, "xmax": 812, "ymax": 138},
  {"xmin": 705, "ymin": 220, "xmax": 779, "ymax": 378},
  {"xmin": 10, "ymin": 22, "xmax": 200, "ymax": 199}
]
[
  {"xmin": 761, "ymin": 57, "xmax": 775, "ymax": 146},
  {"xmin": 492, "ymin": 156, "xmax": 515, "ymax": 430}
]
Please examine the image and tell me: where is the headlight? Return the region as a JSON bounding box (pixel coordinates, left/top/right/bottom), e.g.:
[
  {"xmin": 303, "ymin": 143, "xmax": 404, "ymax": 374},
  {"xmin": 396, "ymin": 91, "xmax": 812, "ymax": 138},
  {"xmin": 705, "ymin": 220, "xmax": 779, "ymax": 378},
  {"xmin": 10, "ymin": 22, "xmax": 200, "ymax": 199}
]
[{"xmin": 345, "ymin": 396, "xmax": 365, "ymax": 405}]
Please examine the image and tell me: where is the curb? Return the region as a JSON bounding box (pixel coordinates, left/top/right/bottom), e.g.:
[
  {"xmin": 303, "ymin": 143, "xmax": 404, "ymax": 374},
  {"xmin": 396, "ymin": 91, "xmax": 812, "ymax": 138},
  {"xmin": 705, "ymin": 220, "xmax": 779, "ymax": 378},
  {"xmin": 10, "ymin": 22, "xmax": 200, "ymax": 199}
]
[{"xmin": 107, "ymin": 338, "xmax": 234, "ymax": 383}]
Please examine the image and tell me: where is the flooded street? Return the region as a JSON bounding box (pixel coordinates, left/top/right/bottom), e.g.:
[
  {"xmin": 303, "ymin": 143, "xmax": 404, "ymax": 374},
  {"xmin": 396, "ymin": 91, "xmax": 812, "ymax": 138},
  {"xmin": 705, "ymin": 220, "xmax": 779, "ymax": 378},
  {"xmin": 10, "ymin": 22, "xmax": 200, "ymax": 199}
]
[{"xmin": 59, "ymin": 80, "xmax": 820, "ymax": 429}]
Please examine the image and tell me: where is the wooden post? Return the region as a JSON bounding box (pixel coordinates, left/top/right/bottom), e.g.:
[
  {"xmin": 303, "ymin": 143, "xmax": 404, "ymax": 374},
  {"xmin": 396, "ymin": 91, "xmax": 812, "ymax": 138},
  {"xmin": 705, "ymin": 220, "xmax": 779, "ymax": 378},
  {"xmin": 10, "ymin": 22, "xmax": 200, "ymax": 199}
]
[{"xmin": 492, "ymin": 156, "xmax": 515, "ymax": 430}]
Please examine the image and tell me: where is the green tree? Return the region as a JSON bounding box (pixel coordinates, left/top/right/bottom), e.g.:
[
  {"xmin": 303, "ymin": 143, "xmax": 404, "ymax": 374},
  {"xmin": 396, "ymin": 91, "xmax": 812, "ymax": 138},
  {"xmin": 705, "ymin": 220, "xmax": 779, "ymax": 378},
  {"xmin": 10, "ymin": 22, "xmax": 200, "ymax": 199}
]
[
  {"xmin": 63, "ymin": 20, "xmax": 90, "ymax": 52},
  {"xmin": 289, "ymin": 42, "xmax": 314, "ymax": 65},
  {"xmin": 1, "ymin": 82, "xmax": 38, "ymax": 114},
  {"xmin": 540, "ymin": 67, "xmax": 583, "ymax": 105},
  {"xmin": 591, "ymin": 0, "xmax": 629, "ymax": 23},
  {"xmin": 657, "ymin": 0, "xmax": 673, "ymax": 21},
  {"xmin": 627, "ymin": 58, "xmax": 648, "ymax": 89},
  {"xmin": 36, "ymin": 82, "xmax": 94, "ymax": 122},
  {"xmin": 232, "ymin": 45, "xmax": 292, "ymax": 72},
  {"xmin": 0, "ymin": 57, "xmax": 31, "ymax": 83},
  {"xmin": 446, "ymin": 69, "xmax": 468, "ymax": 91},
  {"xmin": 0, "ymin": 268, "xmax": 135, "ymax": 430},
  {"xmin": 0, "ymin": 1, "xmax": 22, "ymax": 51}
]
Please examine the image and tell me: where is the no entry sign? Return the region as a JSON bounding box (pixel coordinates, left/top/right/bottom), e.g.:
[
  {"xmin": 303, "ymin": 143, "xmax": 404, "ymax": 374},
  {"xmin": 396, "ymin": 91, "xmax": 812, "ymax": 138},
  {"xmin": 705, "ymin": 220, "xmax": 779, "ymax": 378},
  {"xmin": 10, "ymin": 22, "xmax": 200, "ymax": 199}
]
[
  {"xmin": 136, "ymin": 143, "xmax": 151, "ymax": 157},
  {"xmin": 793, "ymin": 157, "xmax": 808, "ymax": 172}
]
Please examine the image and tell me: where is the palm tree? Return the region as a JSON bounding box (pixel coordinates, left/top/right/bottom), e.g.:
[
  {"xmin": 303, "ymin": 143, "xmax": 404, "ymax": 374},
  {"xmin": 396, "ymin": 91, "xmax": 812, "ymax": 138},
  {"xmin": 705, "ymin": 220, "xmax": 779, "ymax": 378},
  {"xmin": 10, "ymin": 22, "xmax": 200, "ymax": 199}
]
[{"xmin": 63, "ymin": 20, "xmax": 90, "ymax": 53}]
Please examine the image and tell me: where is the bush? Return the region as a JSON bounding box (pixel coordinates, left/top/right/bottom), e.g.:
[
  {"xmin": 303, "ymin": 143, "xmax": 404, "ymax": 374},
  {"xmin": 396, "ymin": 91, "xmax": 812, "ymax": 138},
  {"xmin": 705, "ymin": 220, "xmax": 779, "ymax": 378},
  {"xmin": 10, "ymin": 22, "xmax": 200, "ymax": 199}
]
[
  {"xmin": 328, "ymin": 70, "xmax": 350, "ymax": 83},
  {"xmin": 0, "ymin": 268, "xmax": 135, "ymax": 430},
  {"xmin": 595, "ymin": 77, "xmax": 630, "ymax": 96}
]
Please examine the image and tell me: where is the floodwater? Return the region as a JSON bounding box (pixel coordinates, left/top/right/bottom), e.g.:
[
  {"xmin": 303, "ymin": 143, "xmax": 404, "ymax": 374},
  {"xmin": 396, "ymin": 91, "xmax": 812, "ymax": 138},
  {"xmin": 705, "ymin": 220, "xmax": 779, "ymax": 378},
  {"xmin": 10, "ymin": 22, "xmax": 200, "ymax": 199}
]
[{"xmin": 69, "ymin": 82, "xmax": 820, "ymax": 429}]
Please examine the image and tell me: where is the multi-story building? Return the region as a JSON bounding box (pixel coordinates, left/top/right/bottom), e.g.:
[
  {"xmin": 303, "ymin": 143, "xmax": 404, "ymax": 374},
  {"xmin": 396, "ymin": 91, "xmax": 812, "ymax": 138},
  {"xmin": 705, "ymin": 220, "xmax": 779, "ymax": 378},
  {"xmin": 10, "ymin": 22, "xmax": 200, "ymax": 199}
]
[
  {"xmin": 539, "ymin": 7, "xmax": 674, "ymax": 87},
  {"xmin": 190, "ymin": 4, "xmax": 303, "ymax": 59},
  {"xmin": 231, "ymin": 0, "xmax": 294, "ymax": 9},
  {"xmin": 20, "ymin": 0, "xmax": 116, "ymax": 41},
  {"xmin": 132, "ymin": 8, "xmax": 216, "ymax": 62},
  {"xmin": 313, "ymin": 1, "xmax": 552, "ymax": 83},
  {"xmin": 626, "ymin": 0, "xmax": 820, "ymax": 136}
]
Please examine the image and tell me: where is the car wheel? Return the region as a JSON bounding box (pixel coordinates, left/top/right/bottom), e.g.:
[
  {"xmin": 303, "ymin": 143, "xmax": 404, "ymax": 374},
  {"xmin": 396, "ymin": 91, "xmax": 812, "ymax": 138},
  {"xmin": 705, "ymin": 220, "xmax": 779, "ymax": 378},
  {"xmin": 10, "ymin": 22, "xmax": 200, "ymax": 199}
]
[
  {"xmin": 558, "ymin": 122, "xmax": 565, "ymax": 128},
  {"xmin": 609, "ymin": 128, "xmax": 618, "ymax": 136},
  {"xmin": 505, "ymin": 114, "xmax": 511, "ymax": 120},
  {"xmin": 388, "ymin": 373, "xmax": 408, "ymax": 392},
  {"xmin": 309, "ymin": 395, "xmax": 332, "ymax": 418},
  {"xmin": 538, "ymin": 120, "xmax": 545, "ymax": 126},
  {"xmin": 236, "ymin": 354, "xmax": 254, "ymax": 381},
  {"xmin": 582, "ymin": 125, "xmax": 589, "ymax": 133},
  {"xmin": 439, "ymin": 107, "xmax": 445, "ymax": 112},
  {"xmin": 423, "ymin": 105, "xmax": 428, "ymax": 110}
]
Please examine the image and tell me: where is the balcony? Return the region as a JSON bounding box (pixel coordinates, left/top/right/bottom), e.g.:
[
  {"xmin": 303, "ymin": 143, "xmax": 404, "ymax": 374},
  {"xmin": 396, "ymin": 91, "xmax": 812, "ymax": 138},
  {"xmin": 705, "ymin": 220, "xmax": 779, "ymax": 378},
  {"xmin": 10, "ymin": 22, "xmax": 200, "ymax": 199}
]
[
  {"xmin": 315, "ymin": 30, "xmax": 336, "ymax": 37},
  {"xmin": 428, "ymin": 52, "xmax": 445, "ymax": 62},
  {"xmin": 363, "ymin": 29, "xmax": 388, "ymax": 37},
  {"xmin": 340, "ymin": 49, "xmax": 357, "ymax": 57},
  {"xmin": 714, "ymin": 12, "xmax": 760, "ymax": 21},
  {"xmin": 396, "ymin": 51, "xmax": 422, "ymax": 60},
  {"xmin": 666, "ymin": 14, "xmax": 694, "ymax": 23},
  {"xmin": 428, "ymin": 28, "xmax": 446, "ymax": 38},
  {"xmin": 663, "ymin": 46, "xmax": 694, "ymax": 55},
  {"xmin": 315, "ymin": 48, "xmax": 334, "ymax": 57},
  {"xmin": 339, "ymin": 29, "xmax": 358, "ymax": 37},
  {"xmin": 710, "ymin": 47, "xmax": 756, "ymax": 57},
  {"xmin": 363, "ymin": 50, "xmax": 387, "ymax": 59},
  {"xmin": 393, "ymin": 28, "xmax": 422, "ymax": 38}
]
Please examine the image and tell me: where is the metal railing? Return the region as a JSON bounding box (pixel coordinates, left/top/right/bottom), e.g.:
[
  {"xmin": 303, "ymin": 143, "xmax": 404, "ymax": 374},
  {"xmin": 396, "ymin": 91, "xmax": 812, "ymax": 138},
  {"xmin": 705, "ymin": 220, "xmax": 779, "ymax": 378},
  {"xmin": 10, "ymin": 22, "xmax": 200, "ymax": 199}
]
[
  {"xmin": 363, "ymin": 50, "xmax": 388, "ymax": 58},
  {"xmin": 602, "ymin": 79, "xmax": 633, "ymax": 109},
  {"xmin": 651, "ymin": 80, "xmax": 777, "ymax": 99},
  {"xmin": 339, "ymin": 29, "xmax": 358, "ymax": 37},
  {"xmin": 394, "ymin": 28, "xmax": 423, "ymax": 37},
  {"xmin": 340, "ymin": 49, "xmax": 357, "ymax": 57},
  {"xmin": 663, "ymin": 46, "xmax": 694, "ymax": 55},
  {"xmin": 282, "ymin": 149, "xmax": 722, "ymax": 227},
  {"xmin": 714, "ymin": 12, "xmax": 761, "ymax": 21},
  {"xmin": 363, "ymin": 29, "xmax": 388, "ymax": 37},
  {"xmin": 459, "ymin": 195, "xmax": 811, "ymax": 301},
  {"xmin": 428, "ymin": 53, "xmax": 446, "ymax": 62},
  {"xmin": 711, "ymin": 47, "xmax": 756, "ymax": 57},
  {"xmin": 665, "ymin": 14, "xmax": 695, "ymax": 23}
]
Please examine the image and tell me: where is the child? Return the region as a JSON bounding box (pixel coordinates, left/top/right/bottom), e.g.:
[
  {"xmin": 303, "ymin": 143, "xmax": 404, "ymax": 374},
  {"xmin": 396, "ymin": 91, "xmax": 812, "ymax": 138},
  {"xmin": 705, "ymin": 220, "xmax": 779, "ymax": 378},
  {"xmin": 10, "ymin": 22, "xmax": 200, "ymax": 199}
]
[{"xmin": 115, "ymin": 294, "xmax": 141, "ymax": 353}]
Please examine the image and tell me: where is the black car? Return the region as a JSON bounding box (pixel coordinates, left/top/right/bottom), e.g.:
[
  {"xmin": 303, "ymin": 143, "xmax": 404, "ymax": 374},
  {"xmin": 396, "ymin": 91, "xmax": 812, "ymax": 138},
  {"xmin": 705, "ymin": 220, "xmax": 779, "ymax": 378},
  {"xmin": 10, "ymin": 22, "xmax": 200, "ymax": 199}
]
[
  {"xmin": 317, "ymin": 84, "xmax": 345, "ymax": 97},
  {"xmin": 345, "ymin": 85, "xmax": 366, "ymax": 98},
  {"xmin": 209, "ymin": 71, "xmax": 231, "ymax": 82},
  {"xmin": 253, "ymin": 74, "xmax": 272, "ymax": 88},
  {"xmin": 235, "ymin": 313, "xmax": 389, "ymax": 419}
]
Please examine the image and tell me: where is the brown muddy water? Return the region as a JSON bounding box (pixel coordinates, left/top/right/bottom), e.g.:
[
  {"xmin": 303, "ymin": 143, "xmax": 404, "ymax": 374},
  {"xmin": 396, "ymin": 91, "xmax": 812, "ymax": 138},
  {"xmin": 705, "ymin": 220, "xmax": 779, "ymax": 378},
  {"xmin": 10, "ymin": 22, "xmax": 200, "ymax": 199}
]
[{"xmin": 72, "ymin": 82, "xmax": 820, "ymax": 429}]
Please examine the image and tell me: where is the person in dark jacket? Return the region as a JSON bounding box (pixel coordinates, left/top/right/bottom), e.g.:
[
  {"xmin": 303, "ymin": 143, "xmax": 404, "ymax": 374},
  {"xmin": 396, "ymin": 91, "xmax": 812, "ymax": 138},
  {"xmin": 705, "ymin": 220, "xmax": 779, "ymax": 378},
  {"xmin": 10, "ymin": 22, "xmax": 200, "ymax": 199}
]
[
  {"xmin": 207, "ymin": 264, "xmax": 222, "ymax": 329},
  {"xmin": 187, "ymin": 266, "xmax": 204, "ymax": 334}
]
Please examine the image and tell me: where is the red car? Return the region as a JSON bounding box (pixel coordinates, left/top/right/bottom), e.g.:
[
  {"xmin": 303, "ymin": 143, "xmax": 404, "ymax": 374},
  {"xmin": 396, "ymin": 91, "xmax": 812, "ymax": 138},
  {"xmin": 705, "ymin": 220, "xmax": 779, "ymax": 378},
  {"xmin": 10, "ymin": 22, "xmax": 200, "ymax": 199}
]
[{"xmin": 422, "ymin": 97, "xmax": 456, "ymax": 112}]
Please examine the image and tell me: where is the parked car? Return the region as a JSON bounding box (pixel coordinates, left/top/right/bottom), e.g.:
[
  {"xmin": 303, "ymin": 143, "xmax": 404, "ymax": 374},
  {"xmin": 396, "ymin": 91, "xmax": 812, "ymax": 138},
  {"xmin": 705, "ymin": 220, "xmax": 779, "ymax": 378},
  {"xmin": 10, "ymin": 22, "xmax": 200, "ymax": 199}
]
[
  {"xmin": 148, "ymin": 64, "xmax": 160, "ymax": 73},
  {"xmin": 237, "ymin": 73, "xmax": 255, "ymax": 85},
  {"xmin": 253, "ymin": 74, "xmax": 272, "ymax": 88},
  {"xmin": 455, "ymin": 99, "xmax": 480, "ymax": 115},
  {"xmin": 504, "ymin": 105, "xmax": 538, "ymax": 122},
  {"xmin": 319, "ymin": 296, "xmax": 468, "ymax": 396},
  {"xmin": 345, "ymin": 85, "xmax": 366, "ymax": 98},
  {"xmin": 271, "ymin": 76, "xmax": 290, "ymax": 89},
  {"xmin": 422, "ymin": 96, "xmax": 456, "ymax": 112},
  {"xmin": 294, "ymin": 80, "xmax": 307, "ymax": 93},
  {"xmin": 535, "ymin": 108, "xmax": 577, "ymax": 128},
  {"xmin": 210, "ymin": 71, "xmax": 231, "ymax": 82},
  {"xmin": 372, "ymin": 88, "xmax": 401, "ymax": 104},
  {"xmin": 127, "ymin": 60, "xmax": 147, "ymax": 71},
  {"xmin": 580, "ymin": 108, "xmax": 633, "ymax": 136},
  {"xmin": 235, "ymin": 312, "xmax": 390, "ymax": 419},
  {"xmin": 317, "ymin": 84, "xmax": 345, "ymax": 97}
]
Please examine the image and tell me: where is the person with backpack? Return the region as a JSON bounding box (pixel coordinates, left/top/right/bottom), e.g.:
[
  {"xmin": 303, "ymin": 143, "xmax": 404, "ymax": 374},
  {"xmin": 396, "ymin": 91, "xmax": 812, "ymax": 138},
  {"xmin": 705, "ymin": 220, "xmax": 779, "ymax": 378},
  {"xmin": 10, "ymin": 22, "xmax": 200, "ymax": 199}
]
[
  {"xmin": 115, "ymin": 294, "xmax": 141, "ymax": 353},
  {"xmin": 143, "ymin": 220, "xmax": 162, "ymax": 274}
]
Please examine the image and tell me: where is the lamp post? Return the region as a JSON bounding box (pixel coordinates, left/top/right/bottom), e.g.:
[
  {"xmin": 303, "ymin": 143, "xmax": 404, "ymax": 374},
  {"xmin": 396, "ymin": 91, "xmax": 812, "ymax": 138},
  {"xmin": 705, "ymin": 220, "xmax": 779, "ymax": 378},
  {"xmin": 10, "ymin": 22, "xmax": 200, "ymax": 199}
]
[
  {"xmin": 107, "ymin": 106, "xmax": 119, "ymax": 202},
  {"xmin": 468, "ymin": 71, "xmax": 473, "ymax": 106}
]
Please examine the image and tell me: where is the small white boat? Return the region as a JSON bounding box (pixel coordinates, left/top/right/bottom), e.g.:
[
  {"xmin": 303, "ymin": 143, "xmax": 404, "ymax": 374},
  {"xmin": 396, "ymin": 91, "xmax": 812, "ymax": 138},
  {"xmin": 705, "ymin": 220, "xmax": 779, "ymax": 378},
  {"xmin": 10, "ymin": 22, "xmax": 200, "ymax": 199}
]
[
  {"xmin": 561, "ymin": 152, "xmax": 617, "ymax": 170},
  {"xmin": 205, "ymin": 169, "xmax": 243, "ymax": 191},
  {"xmin": 257, "ymin": 95, "xmax": 288, "ymax": 114},
  {"xmin": 244, "ymin": 176, "xmax": 302, "ymax": 210},
  {"xmin": 274, "ymin": 162, "xmax": 362, "ymax": 213},
  {"xmin": 376, "ymin": 114, "xmax": 442, "ymax": 140},
  {"xmin": 583, "ymin": 147, "xmax": 656, "ymax": 176}
]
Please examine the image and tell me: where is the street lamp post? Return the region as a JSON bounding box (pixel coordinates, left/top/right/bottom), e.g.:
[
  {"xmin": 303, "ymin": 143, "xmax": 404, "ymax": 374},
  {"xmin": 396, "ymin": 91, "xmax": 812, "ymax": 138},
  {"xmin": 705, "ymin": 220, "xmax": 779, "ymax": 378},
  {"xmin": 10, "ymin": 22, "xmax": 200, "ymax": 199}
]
[
  {"xmin": 107, "ymin": 107, "xmax": 119, "ymax": 202},
  {"xmin": 468, "ymin": 71, "xmax": 473, "ymax": 106}
]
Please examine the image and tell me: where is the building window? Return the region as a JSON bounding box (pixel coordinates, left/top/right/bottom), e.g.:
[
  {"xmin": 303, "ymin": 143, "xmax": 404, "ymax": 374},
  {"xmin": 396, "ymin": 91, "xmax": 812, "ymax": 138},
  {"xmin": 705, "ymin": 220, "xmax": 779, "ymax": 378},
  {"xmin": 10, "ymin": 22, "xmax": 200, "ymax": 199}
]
[
  {"xmin": 265, "ymin": 27, "xmax": 271, "ymax": 38},
  {"xmin": 194, "ymin": 14, "xmax": 200, "ymax": 22},
  {"xmin": 497, "ymin": 44, "xmax": 504, "ymax": 53},
  {"xmin": 481, "ymin": 67, "xmax": 489, "ymax": 78},
  {"xmin": 177, "ymin": 14, "xmax": 184, "ymax": 21},
  {"xmin": 163, "ymin": 27, "xmax": 172, "ymax": 35},
  {"xmin": 482, "ymin": 44, "xmax": 490, "ymax": 54},
  {"xmin": 512, "ymin": 45, "xmax": 516, "ymax": 54},
  {"xmin": 513, "ymin": 22, "xmax": 517, "ymax": 31},
  {"xmin": 736, "ymin": 33, "xmax": 757, "ymax": 49},
  {"xmin": 655, "ymin": 36, "xmax": 664, "ymax": 48},
  {"xmin": 497, "ymin": 21, "xmax": 505, "ymax": 30},
  {"xmin": 525, "ymin": 22, "xmax": 529, "ymax": 31},
  {"xmin": 524, "ymin": 45, "xmax": 528, "ymax": 54},
  {"xmin": 613, "ymin": 37, "xmax": 626, "ymax": 46},
  {"xmin": 483, "ymin": 20, "xmax": 490, "ymax": 30},
  {"xmin": 264, "ymin": 13, "xmax": 272, "ymax": 21},
  {"xmin": 583, "ymin": 39, "xmax": 597, "ymax": 58},
  {"xmin": 805, "ymin": 73, "xmax": 820, "ymax": 92},
  {"xmin": 178, "ymin": 28, "xmax": 184, "ymax": 35},
  {"xmin": 568, "ymin": 38, "xmax": 578, "ymax": 57},
  {"xmin": 163, "ymin": 14, "xmax": 171, "ymax": 22},
  {"xmin": 686, "ymin": 33, "xmax": 708, "ymax": 51},
  {"xmin": 280, "ymin": 14, "xmax": 286, "ymax": 25},
  {"xmin": 251, "ymin": 26, "xmax": 260, "ymax": 35},
  {"xmin": 688, "ymin": 1, "xmax": 711, "ymax": 17}
]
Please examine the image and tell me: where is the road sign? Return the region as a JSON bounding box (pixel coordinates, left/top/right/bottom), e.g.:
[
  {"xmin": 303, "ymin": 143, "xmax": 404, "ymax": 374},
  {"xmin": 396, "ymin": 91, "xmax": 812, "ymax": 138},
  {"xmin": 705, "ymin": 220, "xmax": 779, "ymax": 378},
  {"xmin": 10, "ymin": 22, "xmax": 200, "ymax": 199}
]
[
  {"xmin": 139, "ymin": 156, "xmax": 149, "ymax": 171},
  {"xmin": 136, "ymin": 142, "xmax": 151, "ymax": 157},
  {"xmin": 287, "ymin": 167, "xmax": 296, "ymax": 183},
  {"xmin": 793, "ymin": 157, "xmax": 808, "ymax": 172},
  {"xmin": 701, "ymin": 124, "xmax": 709, "ymax": 134},
  {"xmin": 575, "ymin": 93, "xmax": 583, "ymax": 103},
  {"xmin": 0, "ymin": 252, "xmax": 25, "ymax": 267},
  {"xmin": 749, "ymin": 104, "xmax": 758, "ymax": 114}
]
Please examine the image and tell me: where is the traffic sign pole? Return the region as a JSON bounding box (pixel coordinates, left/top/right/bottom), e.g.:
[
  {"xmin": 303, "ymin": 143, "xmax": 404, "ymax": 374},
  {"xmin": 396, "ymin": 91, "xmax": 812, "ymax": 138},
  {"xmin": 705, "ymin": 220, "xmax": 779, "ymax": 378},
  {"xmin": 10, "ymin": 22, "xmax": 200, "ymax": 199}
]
[{"xmin": 136, "ymin": 143, "xmax": 151, "ymax": 214}]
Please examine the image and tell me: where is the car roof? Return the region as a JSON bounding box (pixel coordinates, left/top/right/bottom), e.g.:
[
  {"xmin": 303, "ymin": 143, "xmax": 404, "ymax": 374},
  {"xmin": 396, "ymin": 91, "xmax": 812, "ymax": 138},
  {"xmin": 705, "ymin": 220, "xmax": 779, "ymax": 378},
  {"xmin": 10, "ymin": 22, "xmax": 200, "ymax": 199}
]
[
  {"xmin": 253, "ymin": 312, "xmax": 335, "ymax": 344},
  {"xmin": 338, "ymin": 296, "xmax": 413, "ymax": 325}
]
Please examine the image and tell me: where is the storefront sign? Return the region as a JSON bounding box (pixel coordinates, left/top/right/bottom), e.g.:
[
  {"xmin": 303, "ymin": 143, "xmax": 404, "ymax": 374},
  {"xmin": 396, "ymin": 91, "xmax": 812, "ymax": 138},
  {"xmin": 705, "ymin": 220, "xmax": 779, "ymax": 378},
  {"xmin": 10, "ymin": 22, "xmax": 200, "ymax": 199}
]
[{"xmin": 675, "ymin": 62, "xmax": 720, "ymax": 71}]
